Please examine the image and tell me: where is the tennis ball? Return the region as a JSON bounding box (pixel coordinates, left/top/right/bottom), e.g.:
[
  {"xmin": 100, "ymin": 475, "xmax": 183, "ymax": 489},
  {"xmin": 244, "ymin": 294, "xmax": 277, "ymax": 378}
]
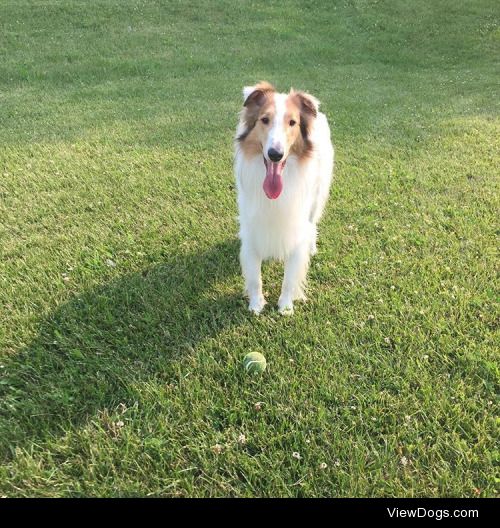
[{"xmin": 243, "ymin": 352, "xmax": 267, "ymax": 375}]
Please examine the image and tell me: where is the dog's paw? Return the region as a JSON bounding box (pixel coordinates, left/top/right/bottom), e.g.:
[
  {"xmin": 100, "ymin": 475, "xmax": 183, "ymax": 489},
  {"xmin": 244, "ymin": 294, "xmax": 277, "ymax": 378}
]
[
  {"xmin": 278, "ymin": 304, "xmax": 294, "ymax": 315},
  {"xmin": 278, "ymin": 297, "xmax": 294, "ymax": 315},
  {"xmin": 248, "ymin": 296, "xmax": 266, "ymax": 315},
  {"xmin": 294, "ymin": 290, "xmax": 307, "ymax": 303}
]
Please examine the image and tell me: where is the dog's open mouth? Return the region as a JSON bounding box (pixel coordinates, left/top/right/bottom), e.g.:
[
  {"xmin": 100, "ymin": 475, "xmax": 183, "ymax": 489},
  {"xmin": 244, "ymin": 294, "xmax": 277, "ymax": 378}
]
[{"xmin": 263, "ymin": 157, "xmax": 286, "ymax": 199}]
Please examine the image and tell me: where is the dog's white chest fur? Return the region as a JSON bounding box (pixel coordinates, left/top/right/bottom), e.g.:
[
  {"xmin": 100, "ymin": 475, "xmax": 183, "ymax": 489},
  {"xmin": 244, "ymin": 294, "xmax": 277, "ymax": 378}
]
[{"xmin": 236, "ymin": 151, "xmax": 317, "ymax": 261}]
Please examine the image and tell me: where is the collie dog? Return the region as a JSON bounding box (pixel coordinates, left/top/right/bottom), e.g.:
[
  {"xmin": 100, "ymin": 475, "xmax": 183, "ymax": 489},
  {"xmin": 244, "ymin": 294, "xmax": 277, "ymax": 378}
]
[{"xmin": 234, "ymin": 81, "xmax": 334, "ymax": 314}]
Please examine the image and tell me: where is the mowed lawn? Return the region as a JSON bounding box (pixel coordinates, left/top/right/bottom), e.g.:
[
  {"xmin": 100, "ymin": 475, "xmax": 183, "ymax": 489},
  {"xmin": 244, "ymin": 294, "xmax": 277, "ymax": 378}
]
[{"xmin": 0, "ymin": 0, "xmax": 498, "ymax": 497}]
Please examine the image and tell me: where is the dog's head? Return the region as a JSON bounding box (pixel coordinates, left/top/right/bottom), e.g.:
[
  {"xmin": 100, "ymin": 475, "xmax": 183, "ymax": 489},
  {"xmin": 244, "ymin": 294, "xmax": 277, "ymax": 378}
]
[{"xmin": 237, "ymin": 81, "xmax": 319, "ymax": 199}]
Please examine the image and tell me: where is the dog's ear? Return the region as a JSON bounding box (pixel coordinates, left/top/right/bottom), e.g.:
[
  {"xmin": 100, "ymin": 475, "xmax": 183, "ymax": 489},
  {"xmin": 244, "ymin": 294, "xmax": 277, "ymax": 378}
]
[
  {"xmin": 243, "ymin": 81, "xmax": 275, "ymax": 107},
  {"xmin": 289, "ymin": 90, "xmax": 320, "ymax": 157},
  {"xmin": 290, "ymin": 89, "xmax": 320, "ymax": 118},
  {"xmin": 243, "ymin": 85, "xmax": 256, "ymax": 102},
  {"xmin": 237, "ymin": 82, "xmax": 275, "ymax": 143}
]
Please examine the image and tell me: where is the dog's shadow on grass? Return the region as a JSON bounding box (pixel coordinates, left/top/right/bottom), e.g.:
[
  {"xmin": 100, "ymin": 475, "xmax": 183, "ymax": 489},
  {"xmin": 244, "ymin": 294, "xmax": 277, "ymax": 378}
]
[{"xmin": 1, "ymin": 238, "xmax": 247, "ymax": 457}]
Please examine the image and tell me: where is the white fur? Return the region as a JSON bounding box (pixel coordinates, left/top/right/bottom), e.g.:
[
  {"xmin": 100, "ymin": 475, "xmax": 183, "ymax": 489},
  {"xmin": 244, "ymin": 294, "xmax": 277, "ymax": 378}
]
[
  {"xmin": 242, "ymin": 86, "xmax": 255, "ymax": 101},
  {"xmin": 235, "ymin": 88, "xmax": 334, "ymax": 314},
  {"xmin": 264, "ymin": 93, "xmax": 287, "ymax": 159}
]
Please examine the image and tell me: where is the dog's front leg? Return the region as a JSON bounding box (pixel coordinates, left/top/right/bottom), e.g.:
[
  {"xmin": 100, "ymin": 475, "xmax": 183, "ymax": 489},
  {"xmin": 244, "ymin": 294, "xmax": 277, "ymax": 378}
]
[
  {"xmin": 278, "ymin": 243, "xmax": 309, "ymax": 315},
  {"xmin": 240, "ymin": 243, "xmax": 266, "ymax": 314}
]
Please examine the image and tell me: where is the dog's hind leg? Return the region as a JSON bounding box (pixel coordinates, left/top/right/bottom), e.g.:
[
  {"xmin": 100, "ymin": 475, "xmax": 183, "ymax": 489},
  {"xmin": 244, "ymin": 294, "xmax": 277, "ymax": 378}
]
[
  {"xmin": 309, "ymin": 153, "xmax": 334, "ymax": 232},
  {"xmin": 278, "ymin": 243, "xmax": 310, "ymax": 315},
  {"xmin": 240, "ymin": 243, "xmax": 266, "ymax": 314},
  {"xmin": 309, "ymin": 221, "xmax": 318, "ymax": 256}
]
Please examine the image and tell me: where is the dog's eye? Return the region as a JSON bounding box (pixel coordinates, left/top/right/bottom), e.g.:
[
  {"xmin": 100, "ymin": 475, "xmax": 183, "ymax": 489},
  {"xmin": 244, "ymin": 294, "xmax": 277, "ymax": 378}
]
[
  {"xmin": 289, "ymin": 119, "xmax": 297, "ymax": 127},
  {"xmin": 261, "ymin": 117, "xmax": 269, "ymax": 125}
]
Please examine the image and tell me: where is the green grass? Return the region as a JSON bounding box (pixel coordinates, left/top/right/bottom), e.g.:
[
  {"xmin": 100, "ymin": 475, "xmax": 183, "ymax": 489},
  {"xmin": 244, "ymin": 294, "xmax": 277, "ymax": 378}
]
[{"xmin": 0, "ymin": 0, "xmax": 498, "ymax": 497}]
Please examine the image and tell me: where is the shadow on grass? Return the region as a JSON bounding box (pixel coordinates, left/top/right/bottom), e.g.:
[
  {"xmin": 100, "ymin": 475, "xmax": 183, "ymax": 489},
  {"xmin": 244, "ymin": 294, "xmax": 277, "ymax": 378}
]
[{"xmin": 0, "ymin": 238, "xmax": 245, "ymax": 458}]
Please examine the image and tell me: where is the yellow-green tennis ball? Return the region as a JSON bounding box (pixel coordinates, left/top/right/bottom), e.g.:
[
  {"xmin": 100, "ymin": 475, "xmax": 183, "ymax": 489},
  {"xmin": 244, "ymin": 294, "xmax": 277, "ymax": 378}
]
[{"xmin": 243, "ymin": 352, "xmax": 267, "ymax": 374}]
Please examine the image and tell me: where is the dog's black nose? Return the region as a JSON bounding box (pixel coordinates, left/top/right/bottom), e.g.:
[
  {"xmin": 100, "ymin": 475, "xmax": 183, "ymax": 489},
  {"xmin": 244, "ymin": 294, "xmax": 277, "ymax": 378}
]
[{"xmin": 268, "ymin": 148, "xmax": 283, "ymax": 162}]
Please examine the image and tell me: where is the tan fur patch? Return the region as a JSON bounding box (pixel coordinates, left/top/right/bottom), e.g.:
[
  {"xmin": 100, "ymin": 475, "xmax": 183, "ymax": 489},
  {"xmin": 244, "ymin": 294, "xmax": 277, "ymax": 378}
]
[
  {"xmin": 288, "ymin": 89, "xmax": 318, "ymax": 160},
  {"xmin": 238, "ymin": 82, "xmax": 276, "ymax": 157}
]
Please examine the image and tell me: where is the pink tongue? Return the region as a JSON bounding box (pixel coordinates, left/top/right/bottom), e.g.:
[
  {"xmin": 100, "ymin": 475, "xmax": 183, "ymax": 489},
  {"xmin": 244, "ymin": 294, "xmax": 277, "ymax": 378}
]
[{"xmin": 263, "ymin": 161, "xmax": 284, "ymax": 199}]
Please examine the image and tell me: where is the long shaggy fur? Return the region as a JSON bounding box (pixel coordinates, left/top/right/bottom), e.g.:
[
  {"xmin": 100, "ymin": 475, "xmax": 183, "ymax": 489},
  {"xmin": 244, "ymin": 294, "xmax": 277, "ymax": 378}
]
[{"xmin": 234, "ymin": 82, "xmax": 334, "ymax": 314}]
